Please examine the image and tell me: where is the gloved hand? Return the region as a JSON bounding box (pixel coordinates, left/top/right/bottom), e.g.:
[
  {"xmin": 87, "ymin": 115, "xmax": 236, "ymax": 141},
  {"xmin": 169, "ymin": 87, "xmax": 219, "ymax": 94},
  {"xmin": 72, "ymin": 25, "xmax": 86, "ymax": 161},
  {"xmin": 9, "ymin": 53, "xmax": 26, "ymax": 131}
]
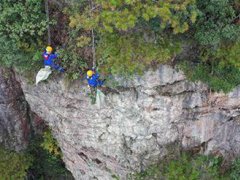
[
  {"xmin": 59, "ymin": 67, "xmax": 65, "ymax": 73},
  {"xmin": 92, "ymin": 67, "xmax": 97, "ymax": 73}
]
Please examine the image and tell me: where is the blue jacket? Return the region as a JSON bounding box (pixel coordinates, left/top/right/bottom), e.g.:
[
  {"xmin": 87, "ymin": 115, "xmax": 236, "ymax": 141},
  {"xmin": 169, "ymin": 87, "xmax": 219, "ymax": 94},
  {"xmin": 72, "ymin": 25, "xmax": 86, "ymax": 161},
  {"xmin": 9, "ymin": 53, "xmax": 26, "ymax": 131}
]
[
  {"xmin": 42, "ymin": 51, "xmax": 57, "ymax": 66},
  {"xmin": 42, "ymin": 51, "xmax": 65, "ymax": 72},
  {"xmin": 87, "ymin": 73, "xmax": 104, "ymax": 87}
]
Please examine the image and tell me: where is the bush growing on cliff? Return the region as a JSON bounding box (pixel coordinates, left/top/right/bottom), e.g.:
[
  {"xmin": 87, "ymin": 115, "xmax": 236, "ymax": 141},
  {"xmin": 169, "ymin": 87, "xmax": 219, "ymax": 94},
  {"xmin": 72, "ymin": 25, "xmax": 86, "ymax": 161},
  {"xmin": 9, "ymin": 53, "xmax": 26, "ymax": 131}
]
[
  {"xmin": 0, "ymin": 146, "xmax": 32, "ymax": 179},
  {"xmin": 193, "ymin": 0, "xmax": 239, "ymax": 48},
  {"xmin": 1, "ymin": 0, "xmax": 240, "ymax": 92},
  {"xmin": 180, "ymin": 62, "xmax": 240, "ymax": 92},
  {"xmin": 180, "ymin": 0, "xmax": 240, "ymax": 93},
  {"xmin": 229, "ymin": 158, "xmax": 240, "ymax": 180},
  {"xmin": 66, "ymin": 0, "xmax": 197, "ymax": 75},
  {"xmin": 0, "ymin": 0, "xmax": 49, "ymax": 72},
  {"xmin": 41, "ymin": 129, "xmax": 62, "ymax": 157},
  {"xmin": 27, "ymin": 134, "xmax": 72, "ymax": 179},
  {"xmin": 133, "ymin": 153, "xmax": 222, "ymax": 180},
  {"xmin": 96, "ymin": 33, "xmax": 181, "ymax": 76},
  {"xmin": 0, "ymin": 133, "xmax": 70, "ymax": 179}
]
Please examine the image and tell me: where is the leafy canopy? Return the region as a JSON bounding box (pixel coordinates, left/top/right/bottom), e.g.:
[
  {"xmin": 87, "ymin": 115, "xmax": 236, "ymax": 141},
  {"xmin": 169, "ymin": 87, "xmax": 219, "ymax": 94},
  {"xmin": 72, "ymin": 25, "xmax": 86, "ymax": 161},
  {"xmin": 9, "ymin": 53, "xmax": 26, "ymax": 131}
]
[
  {"xmin": 0, "ymin": 0, "xmax": 47, "ymax": 44},
  {"xmin": 194, "ymin": 0, "xmax": 239, "ymax": 47},
  {"xmin": 97, "ymin": 32, "xmax": 181, "ymax": 76},
  {"xmin": 67, "ymin": 0, "xmax": 196, "ymax": 75},
  {"xmin": 180, "ymin": 0, "xmax": 240, "ymax": 93},
  {"xmin": 0, "ymin": 0, "xmax": 48, "ymax": 71},
  {"xmin": 69, "ymin": 0, "xmax": 198, "ymax": 34}
]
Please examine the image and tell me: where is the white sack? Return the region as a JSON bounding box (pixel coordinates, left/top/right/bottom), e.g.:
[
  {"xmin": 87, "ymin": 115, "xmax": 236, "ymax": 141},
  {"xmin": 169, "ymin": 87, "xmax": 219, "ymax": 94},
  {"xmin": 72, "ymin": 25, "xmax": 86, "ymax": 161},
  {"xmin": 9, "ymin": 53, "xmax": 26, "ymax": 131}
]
[
  {"xmin": 36, "ymin": 66, "xmax": 52, "ymax": 85},
  {"xmin": 96, "ymin": 89, "xmax": 105, "ymax": 109}
]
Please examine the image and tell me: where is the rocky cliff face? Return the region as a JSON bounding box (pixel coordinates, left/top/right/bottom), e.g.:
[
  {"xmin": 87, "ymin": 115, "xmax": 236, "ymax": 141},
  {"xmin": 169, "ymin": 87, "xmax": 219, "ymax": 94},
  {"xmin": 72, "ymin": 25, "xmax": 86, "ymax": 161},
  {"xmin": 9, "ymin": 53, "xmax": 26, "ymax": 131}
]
[
  {"xmin": 0, "ymin": 68, "xmax": 32, "ymax": 151},
  {"xmin": 17, "ymin": 65, "xmax": 240, "ymax": 179}
]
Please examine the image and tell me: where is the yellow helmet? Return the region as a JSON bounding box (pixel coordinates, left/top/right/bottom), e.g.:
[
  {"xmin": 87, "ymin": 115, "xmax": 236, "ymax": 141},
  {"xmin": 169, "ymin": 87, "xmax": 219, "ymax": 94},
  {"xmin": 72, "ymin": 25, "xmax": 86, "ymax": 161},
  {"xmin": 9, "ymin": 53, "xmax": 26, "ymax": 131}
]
[
  {"xmin": 46, "ymin": 46, "xmax": 53, "ymax": 53},
  {"xmin": 87, "ymin": 70, "xmax": 94, "ymax": 77}
]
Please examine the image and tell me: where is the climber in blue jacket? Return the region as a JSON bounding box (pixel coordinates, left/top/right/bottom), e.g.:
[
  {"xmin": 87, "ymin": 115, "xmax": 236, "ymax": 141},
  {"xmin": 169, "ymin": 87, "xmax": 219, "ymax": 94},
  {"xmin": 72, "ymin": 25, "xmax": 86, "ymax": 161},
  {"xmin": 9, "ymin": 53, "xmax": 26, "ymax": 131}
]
[
  {"xmin": 86, "ymin": 69, "xmax": 104, "ymax": 88},
  {"xmin": 42, "ymin": 46, "xmax": 64, "ymax": 72}
]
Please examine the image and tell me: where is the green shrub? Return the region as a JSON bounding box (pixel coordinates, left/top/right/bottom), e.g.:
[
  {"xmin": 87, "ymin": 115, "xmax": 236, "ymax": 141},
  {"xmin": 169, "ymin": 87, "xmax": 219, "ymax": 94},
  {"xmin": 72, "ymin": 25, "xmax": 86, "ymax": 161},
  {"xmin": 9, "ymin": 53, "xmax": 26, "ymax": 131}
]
[
  {"xmin": 132, "ymin": 153, "xmax": 222, "ymax": 180},
  {"xmin": 0, "ymin": 0, "xmax": 48, "ymax": 73},
  {"xmin": 69, "ymin": 0, "xmax": 198, "ymax": 34},
  {"xmin": 216, "ymin": 42, "xmax": 240, "ymax": 68},
  {"xmin": 27, "ymin": 133, "xmax": 72, "ymax": 179},
  {"xmin": 180, "ymin": 61, "xmax": 240, "ymax": 93},
  {"xmin": 41, "ymin": 129, "xmax": 62, "ymax": 157},
  {"xmin": 180, "ymin": 0, "xmax": 240, "ymax": 93},
  {"xmin": 0, "ymin": 36, "xmax": 42, "ymax": 73},
  {"xmin": 97, "ymin": 33, "xmax": 181, "ymax": 76},
  {"xmin": 0, "ymin": 146, "xmax": 32, "ymax": 179},
  {"xmin": 229, "ymin": 158, "xmax": 240, "ymax": 180},
  {"xmin": 0, "ymin": 0, "xmax": 48, "ymax": 43},
  {"xmin": 65, "ymin": 0, "xmax": 195, "ymax": 76},
  {"xmin": 0, "ymin": 131, "xmax": 71, "ymax": 179},
  {"xmin": 194, "ymin": 0, "xmax": 239, "ymax": 47},
  {"xmin": 57, "ymin": 46, "xmax": 88, "ymax": 81}
]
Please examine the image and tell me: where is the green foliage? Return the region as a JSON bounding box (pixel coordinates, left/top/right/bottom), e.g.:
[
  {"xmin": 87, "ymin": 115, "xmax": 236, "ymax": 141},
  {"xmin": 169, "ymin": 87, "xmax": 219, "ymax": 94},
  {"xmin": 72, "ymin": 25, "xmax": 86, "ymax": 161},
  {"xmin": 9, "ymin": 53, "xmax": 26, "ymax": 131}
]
[
  {"xmin": 69, "ymin": 0, "xmax": 198, "ymax": 34},
  {"xmin": 133, "ymin": 164, "xmax": 162, "ymax": 180},
  {"xmin": 132, "ymin": 153, "xmax": 222, "ymax": 180},
  {"xmin": 97, "ymin": 33, "xmax": 181, "ymax": 76},
  {"xmin": 216, "ymin": 42, "xmax": 240, "ymax": 68},
  {"xmin": 0, "ymin": 36, "xmax": 42, "ymax": 73},
  {"xmin": 179, "ymin": 0, "xmax": 240, "ymax": 93},
  {"xmin": 180, "ymin": 61, "xmax": 240, "ymax": 92},
  {"xmin": 0, "ymin": 36, "xmax": 23, "ymax": 67},
  {"xmin": 0, "ymin": 146, "xmax": 32, "ymax": 179},
  {"xmin": 0, "ymin": 0, "xmax": 197, "ymax": 77},
  {"xmin": 0, "ymin": 0, "xmax": 48, "ymax": 72},
  {"xmin": 0, "ymin": 131, "xmax": 71, "ymax": 179},
  {"xmin": 164, "ymin": 154, "xmax": 221, "ymax": 180},
  {"xmin": 1, "ymin": 0, "xmax": 240, "ymax": 92},
  {"xmin": 194, "ymin": 0, "xmax": 240, "ymax": 47},
  {"xmin": 0, "ymin": 0, "xmax": 48, "ymax": 43},
  {"xmin": 66, "ymin": 0, "xmax": 196, "ymax": 76},
  {"xmin": 57, "ymin": 44, "xmax": 88, "ymax": 81},
  {"xmin": 192, "ymin": 0, "xmax": 240, "ymax": 67},
  {"xmin": 27, "ymin": 134, "xmax": 72, "ymax": 179},
  {"xmin": 229, "ymin": 158, "xmax": 240, "ymax": 180},
  {"xmin": 41, "ymin": 129, "xmax": 62, "ymax": 157}
]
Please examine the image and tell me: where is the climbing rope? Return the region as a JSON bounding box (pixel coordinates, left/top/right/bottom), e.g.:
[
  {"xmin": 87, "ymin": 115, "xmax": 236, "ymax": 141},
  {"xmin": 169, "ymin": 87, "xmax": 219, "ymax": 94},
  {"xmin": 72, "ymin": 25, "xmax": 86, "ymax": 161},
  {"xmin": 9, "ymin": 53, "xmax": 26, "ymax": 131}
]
[
  {"xmin": 45, "ymin": 0, "xmax": 51, "ymax": 45},
  {"xmin": 91, "ymin": 29, "xmax": 96, "ymax": 68},
  {"xmin": 89, "ymin": 0, "xmax": 96, "ymax": 68}
]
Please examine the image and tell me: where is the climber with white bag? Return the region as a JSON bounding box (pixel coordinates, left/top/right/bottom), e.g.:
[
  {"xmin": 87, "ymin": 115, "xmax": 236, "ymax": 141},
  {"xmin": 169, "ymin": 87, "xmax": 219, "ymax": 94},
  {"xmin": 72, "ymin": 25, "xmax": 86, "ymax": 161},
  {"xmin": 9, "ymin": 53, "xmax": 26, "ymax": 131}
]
[
  {"xmin": 35, "ymin": 46, "xmax": 65, "ymax": 85},
  {"xmin": 86, "ymin": 68, "xmax": 105, "ymax": 88},
  {"xmin": 85, "ymin": 68, "xmax": 106, "ymax": 107},
  {"xmin": 42, "ymin": 46, "xmax": 64, "ymax": 73}
]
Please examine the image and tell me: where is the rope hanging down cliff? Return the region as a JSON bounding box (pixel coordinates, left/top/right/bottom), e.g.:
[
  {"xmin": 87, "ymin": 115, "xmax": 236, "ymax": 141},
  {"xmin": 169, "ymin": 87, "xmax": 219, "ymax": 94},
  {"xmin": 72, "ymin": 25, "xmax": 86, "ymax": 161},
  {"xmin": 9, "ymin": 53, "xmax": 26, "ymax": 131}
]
[
  {"xmin": 45, "ymin": 0, "xmax": 51, "ymax": 45},
  {"xmin": 90, "ymin": 0, "xmax": 96, "ymax": 68}
]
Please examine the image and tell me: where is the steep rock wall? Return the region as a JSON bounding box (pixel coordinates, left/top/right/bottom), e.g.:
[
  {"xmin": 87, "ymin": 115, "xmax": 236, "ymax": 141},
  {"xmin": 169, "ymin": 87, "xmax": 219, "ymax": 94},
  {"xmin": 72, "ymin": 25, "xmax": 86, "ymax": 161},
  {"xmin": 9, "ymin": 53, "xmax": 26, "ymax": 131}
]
[
  {"xmin": 17, "ymin": 65, "xmax": 240, "ymax": 179},
  {"xmin": 0, "ymin": 68, "xmax": 32, "ymax": 151}
]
